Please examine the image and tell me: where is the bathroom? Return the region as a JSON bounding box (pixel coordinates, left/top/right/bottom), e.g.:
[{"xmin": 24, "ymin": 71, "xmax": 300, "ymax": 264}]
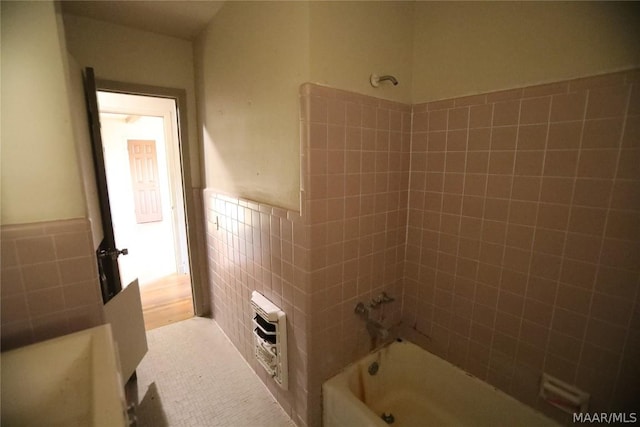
[{"xmin": 2, "ymin": 1, "xmax": 639, "ymax": 426}]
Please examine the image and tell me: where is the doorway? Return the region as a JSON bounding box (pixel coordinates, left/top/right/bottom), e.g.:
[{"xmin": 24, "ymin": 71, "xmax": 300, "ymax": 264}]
[{"xmin": 97, "ymin": 91, "xmax": 194, "ymax": 330}]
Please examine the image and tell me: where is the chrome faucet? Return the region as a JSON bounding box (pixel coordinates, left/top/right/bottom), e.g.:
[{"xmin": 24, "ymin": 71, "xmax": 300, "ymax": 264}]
[
  {"xmin": 355, "ymin": 292, "xmax": 395, "ymax": 314},
  {"xmin": 370, "ymin": 292, "xmax": 395, "ymax": 308},
  {"xmin": 354, "ymin": 292, "xmax": 395, "ymax": 344}
]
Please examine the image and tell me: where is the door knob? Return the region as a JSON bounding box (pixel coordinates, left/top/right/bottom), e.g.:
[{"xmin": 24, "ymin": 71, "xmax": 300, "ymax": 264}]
[{"xmin": 98, "ymin": 248, "xmax": 129, "ymax": 260}]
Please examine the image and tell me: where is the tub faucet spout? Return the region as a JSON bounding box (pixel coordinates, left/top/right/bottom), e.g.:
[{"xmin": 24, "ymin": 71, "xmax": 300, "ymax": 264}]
[{"xmin": 366, "ymin": 319, "xmax": 389, "ymax": 340}]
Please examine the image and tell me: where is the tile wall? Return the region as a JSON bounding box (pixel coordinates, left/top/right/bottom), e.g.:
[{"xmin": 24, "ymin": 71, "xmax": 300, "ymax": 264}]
[
  {"xmin": 204, "ymin": 69, "xmax": 639, "ymax": 427},
  {"xmin": 403, "ymin": 70, "xmax": 640, "ymax": 422},
  {"xmin": 1, "ymin": 218, "xmax": 104, "ymax": 350},
  {"xmin": 299, "ymin": 83, "xmax": 412, "ymax": 423},
  {"xmin": 204, "ymin": 83, "xmax": 412, "ymax": 426},
  {"xmin": 204, "ymin": 192, "xmax": 310, "ymax": 426}
]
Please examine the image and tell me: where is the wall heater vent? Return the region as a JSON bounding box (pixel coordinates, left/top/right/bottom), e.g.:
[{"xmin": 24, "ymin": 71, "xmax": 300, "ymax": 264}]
[{"xmin": 250, "ymin": 291, "xmax": 288, "ymax": 390}]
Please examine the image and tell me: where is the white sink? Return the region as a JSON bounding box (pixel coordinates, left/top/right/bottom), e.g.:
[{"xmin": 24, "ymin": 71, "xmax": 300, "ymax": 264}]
[{"xmin": 1, "ymin": 324, "xmax": 128, "ymax": 427}]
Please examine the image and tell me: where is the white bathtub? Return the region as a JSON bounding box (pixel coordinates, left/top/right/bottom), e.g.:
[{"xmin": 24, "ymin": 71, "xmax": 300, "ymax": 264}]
[{"xmin": 323, "ymin": 340, "xmax": 559, "ymax": 427}]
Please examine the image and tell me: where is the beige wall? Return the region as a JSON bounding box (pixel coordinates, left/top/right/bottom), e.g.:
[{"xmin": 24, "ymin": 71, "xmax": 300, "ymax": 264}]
[
  {"xmin": 6, "ymin": 2, "xmax": 637, "ymax": 220},
  {"xmin": 412, "ymin": 1, "xmax": 640, "ymax": 103},
  {"xmin": 1, "ymin": 1, "xmax": 86, "ymax": 225},
  {"xmin": 62, "ymin": 14, "xmax": 202, "ymax": 187},
  {"xmin": 196, "ymin": 1, "xmax": 416, "ymax": 210},
  {"xmin": 198, "ymin": 1, "xmax": 640, "ymax": 210},
  {"xmin": 310, "ymin": 1, "xmax": 414, "ymax": 104},
  {"xmin": 195, "ymin": 1, "xmax": 310, "ymax": 211}
]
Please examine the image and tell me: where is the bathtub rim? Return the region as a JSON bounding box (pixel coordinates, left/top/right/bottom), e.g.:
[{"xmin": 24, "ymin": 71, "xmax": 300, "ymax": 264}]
[{"xmin": 322, "ymin": 338, "xmax": 561, "ymax": 427}]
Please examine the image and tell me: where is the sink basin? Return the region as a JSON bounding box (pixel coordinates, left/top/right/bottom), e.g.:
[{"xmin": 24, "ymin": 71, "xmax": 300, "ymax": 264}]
[{"xmin": 1, "ymin": 324, "xmax": 127, "ymax": 427}]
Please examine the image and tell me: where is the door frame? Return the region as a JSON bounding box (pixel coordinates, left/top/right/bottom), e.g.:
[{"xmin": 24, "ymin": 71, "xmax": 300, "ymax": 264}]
[
  {"xmin": 96, "ymin": 78, "xmax": 206, "ymax": 317},
  {"xmin": 98, "ymin": 94, "xmax": 188, "ymax": 279}
]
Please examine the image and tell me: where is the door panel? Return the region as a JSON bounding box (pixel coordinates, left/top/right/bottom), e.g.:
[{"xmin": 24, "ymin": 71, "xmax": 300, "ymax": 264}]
[
  {"xmin": 83, "ymin": 67, "xmax": 147, "ymax": 377},
  {"xmin": 83, "ymin": 67, "xmax": 123, "ymax": 302},
  {"xmin": 127, "ymin": 140, "xmax": 163, "ymax": 223}
]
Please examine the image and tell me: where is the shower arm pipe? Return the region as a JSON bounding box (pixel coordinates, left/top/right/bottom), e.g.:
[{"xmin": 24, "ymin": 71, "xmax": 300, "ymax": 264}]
[
  {"xmin": 370, "ymin": 74, "xmax": 398, "ymax": 87},
  {"xmin": 370, "ymin": 74, "xmax": 399, "ymax": 88}
]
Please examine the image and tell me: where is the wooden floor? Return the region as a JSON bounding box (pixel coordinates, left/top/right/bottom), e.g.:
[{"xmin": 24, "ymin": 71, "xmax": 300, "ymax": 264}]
[{"xmin": 139, "ymin": 273, "xmax": 194, "ymax": 331}]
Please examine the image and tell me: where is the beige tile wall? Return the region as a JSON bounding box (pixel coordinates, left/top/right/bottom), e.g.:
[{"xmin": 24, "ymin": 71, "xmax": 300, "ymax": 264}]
[
  {"xmin": 205, "ymin": 83, "xmax": 412, "ymax": 427},
  {"xmin": 204, "ymin": 191, "xmax": 310, "ymax": 426},
  {"xmin": 1, "ymin": 218, "xmax": 104, "ymax": 350},
  {"xmin": 299, "ymin": 83, "xmax": 412, "ymax": 424},
  {"xmin": 404, "ymin": 70, "xmax": 640, "ymax": 422}
]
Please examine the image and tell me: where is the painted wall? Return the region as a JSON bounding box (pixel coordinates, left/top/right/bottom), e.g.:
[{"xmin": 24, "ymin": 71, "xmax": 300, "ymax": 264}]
[
  {"xmin": 62, "ymin": 14, "xmax": 202, "ymax": 188},
  {"xmin": 195, "ymin": 1, "xmax": 310, "ymax": 212},
  {"xmin": 58, "ymin": 1, "xmax": 640, "ymax": 215},
  {"xmin": 196, "ymin": 1, "xmax": 418, "ymax": 211},
  {"xmin": 197, "ymin": 1, "xmax": 640, "ymax": 210},
  {"xmin": 412, "ymin": 2, "xmax": 640, "ymax": 103},
  {"xmin": 309, "ymin": 1, "xmax": 414, "ymax": 104},
  {"xmin": 66, "ymin": 54, "xmax": 104, "ymax": 250},
  {"xmin": 1, "ymin": 1, "xmax": 86, "ymax": 224},
  {"xmin": 0, "ymin": 2, "xmax": 104, "ymax": 350}
]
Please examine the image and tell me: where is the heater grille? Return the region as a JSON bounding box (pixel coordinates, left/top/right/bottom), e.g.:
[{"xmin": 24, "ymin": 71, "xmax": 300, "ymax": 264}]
[{"xmin": 250, "ymin": 291, "xmax": 288, "ymax": 390}]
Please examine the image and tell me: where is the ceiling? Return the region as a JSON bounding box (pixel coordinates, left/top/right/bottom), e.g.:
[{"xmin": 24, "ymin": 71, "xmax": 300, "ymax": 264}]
[{"xmin": 60, "ymin": 1, "xmax": 225, "ymax": 40}]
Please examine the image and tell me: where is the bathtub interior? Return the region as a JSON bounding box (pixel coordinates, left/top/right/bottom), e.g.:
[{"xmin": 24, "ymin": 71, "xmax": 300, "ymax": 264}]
[
  {"xmin": 324, "ymin": 339, "xmax": 559, "ymax": 427},
  {"xmin": 323, "ymin": 368, "xmax": 388, "ymax": 427}
]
